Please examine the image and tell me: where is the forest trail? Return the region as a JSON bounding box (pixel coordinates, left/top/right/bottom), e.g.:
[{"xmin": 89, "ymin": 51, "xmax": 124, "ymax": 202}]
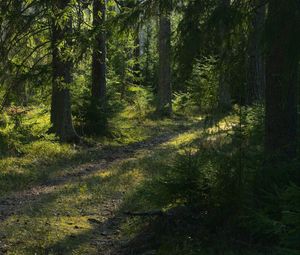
[{"xmin": 0, "ymin": 119, "xmax": 205, "ymax": 255}]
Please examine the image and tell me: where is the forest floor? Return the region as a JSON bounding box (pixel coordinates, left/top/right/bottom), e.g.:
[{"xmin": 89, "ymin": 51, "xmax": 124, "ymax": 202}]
[{"xmin": 0, "ymin": 114, "xmax": 231, "ymax": 255}]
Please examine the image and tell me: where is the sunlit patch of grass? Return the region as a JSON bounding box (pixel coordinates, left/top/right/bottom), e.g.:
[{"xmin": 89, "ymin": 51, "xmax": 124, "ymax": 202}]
[
  {"xmin": 206, "ymin": 114, "xmax": 239, "ymax": 134},
  {"xmin": 0, "ymin": 142, "xmax": 76, "ymax": 196},
  {"xmin": 22, "ymin": 140, "xmax": 75, "ymax": 162},
  {"xmin": 97, "ymin": 170, "xmax": 113, "ymax": 179},
  {"xmin": 165, "ymin": 130, "xmax": 202, "ymax": 148},
  {"xmin": 125, "ymin": 168, "xmax": 144, "ymax": 181},
  {"xmin": 0, "ymin": 106, "xmax": 79, "ymax": 196},
  {"xmin": 2, "ymin": 214, "xmax": 94, "ymax": 255}
]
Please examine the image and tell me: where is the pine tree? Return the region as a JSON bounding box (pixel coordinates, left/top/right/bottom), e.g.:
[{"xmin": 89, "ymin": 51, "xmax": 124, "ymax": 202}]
[{"xmin": 50, "ymin": 0, "xmax": 78, "ymax": 142}]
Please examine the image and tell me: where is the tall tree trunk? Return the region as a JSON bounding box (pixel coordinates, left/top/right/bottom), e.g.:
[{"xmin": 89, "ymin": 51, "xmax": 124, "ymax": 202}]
[
  {"xmin": 265, "ymin": 0, "xmax": 300, "ymax": 161},
  {"xmin": 157, "ymin": 8, "xmax": 172, "ymax": 116},
  {"xmin": 246, "ymin": 0, "xmax": 266, "ymax": 105},
  {"xmin": 144, "ymin": 23, "xmax": 151, "ymax": 86},
  {"xmin": 218, "ymin": 0, "xmax": 231, "ymax": 110},
  {"xmin": 133, "ymin": 26, "xmax": 141, "ymax": 83},
  {"xmin": 90, "ymin": 0, "xmax": 106, "ymax": 134},
  {"xmin": 50, "ymin": 0, "xmax": 78, "ymax": 142},
  {"xmin": 92, "ymin": 0, "xmax": 106, "ymax": 104}
]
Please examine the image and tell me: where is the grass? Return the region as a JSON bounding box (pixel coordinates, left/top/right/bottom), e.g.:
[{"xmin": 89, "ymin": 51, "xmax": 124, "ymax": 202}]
[
  {"xmin": 0, "ymin": 105, "xmax": 208, "ymax": 254},
  {"xmin": 0, "ymin": 137, "xmax": 190, "ymax": 254}
]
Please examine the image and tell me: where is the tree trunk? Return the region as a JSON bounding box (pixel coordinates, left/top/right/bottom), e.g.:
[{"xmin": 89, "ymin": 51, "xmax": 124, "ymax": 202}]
[
  {"xmin": 92, "ymin": 0, "xmax": 106, "ymax": 104},
  {"xmin": 265, "ymin": 0, "xmax": 299, "ymax": 160},
  {"xmin": 14, "ymin": 78, "xmax": 27, "ymax": 106},
  {"xmin": 89, "ymin": 0, "xmax": 107, "ymax": 134},
  {"xmin": 246, "ymin": 0, "xmax": 266, "ymax": 105},
  {"xmin": 133, "ymin": 26, "xmax": 141, "ymax": 83},
  {"xmin": 157, "ymin": 9, "xmax": 172, "ymax": 116},
  {"xmin": 50, "ymin": 0, "xmax": 78, "ymax": 142},
  {"xmin": 144, "ymin": 23, "xmax": 151, "ymax": 86},
  {"xmin": 218, "ymin": 0, "xmax": 231, "ymax": 110}
]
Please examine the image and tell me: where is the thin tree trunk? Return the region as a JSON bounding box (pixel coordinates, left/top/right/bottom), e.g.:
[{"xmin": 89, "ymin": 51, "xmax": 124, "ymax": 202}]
[
  {"xmin": 246, "ymin": 0, "xmax": 266, "ymax": 105},
  {"xmin": 157, "ymin": 9, "xmax": 172, "ymax": 116},
  {"xmin": 265, "ymin": 0, "xmax": 299, "ymax": 160},
  {"xmin": 50, "ymin": 0, "xmax": 78, "ymax": 142}
]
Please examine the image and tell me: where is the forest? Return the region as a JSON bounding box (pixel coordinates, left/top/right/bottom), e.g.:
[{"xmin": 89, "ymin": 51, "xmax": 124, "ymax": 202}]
[{"xmin": 0, "ymin": 0, "xmax": 299, "ymax": 254}]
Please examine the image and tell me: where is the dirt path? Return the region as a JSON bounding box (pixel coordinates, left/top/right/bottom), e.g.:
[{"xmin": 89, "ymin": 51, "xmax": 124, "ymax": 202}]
[{"xmin": 0, "ymin": 125, "xmax": 198, "ymax": 255}]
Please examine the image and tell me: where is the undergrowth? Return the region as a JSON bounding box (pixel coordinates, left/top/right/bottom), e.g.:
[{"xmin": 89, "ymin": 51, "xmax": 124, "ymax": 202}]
[{"xmin": 121, "ymin": 105, "xmax": 300, "ymax": 255}]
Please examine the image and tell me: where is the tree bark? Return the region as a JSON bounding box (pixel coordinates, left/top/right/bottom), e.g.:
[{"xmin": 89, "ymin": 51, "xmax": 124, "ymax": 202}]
[
  {"xmin": 92, "ymin": 0, "xmax": 106, "ymax": 104},
  {"xmin": 133, "ymin": 26, "xmax": 141, "ymax": 83},
  {"xmin": 218, "ymin": 0, "xmax": 231, "ymax": 110},
  {"xmin": 246, "ymin": 0, "xmax": 266, "ymax": 105},
  {"xmin": 157, "ymin": 9, "xmax": 172, "ymax": 116},
  {"xmin": 265, "ymin": 0, "xmax": 300, "ymax": 160},
  {"xmin": 88, "ymin": 0, "xmax": 107, "ymax": 134},
  {"xmin": 50, "ymin": 0, "xmax": 78, "ymax": 142}
]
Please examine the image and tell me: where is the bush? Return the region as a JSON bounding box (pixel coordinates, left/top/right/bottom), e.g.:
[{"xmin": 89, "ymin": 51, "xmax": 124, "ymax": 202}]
[
  {"xmin": 0, "ymin": 106, "xmax": 54, "ymax": 157},
  {"xmin": 126, "ymin": 86, "xmax": 154, "ymax": 120},
  {"xmin": 173, "ymin": 92, "xmax": 198, "ymax": 116},
  {"xmin": 186, "ymin": 57, "xmax": 219, "ymax": 113},
  {"xmin": 280, "ymin": 184, "xmax": 300, "ymax": 252}
]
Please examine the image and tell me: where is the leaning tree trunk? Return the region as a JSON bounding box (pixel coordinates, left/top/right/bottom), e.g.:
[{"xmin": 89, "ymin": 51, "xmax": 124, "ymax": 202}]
[
  {"xmin": 50, "ymin": 0, "xmax": 78, "ymax": 142},
  {"xmin": 246, "ymin": 0, "xmax": 266, "ymax": 105},
  {"xmin": 157, "ymin": 9, "xmax": 172, "ymax": 117},
  {"xmin": 90, "ymin": 0, "xmax": 106, "ymax": 134},
  {"xmin": 265, "ymin": 0, "xmax": 300, "ymax": 161}
]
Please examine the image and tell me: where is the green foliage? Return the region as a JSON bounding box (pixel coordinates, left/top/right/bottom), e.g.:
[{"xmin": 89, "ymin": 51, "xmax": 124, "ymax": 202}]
[
  {"xmin": 83, "ymin": 99, "xmax": 109, "ymax": 136},
  {"xmin": 281, "ymin": 184, "xmax": 300, "ymax": 251},
  {"xmin": 126, "ymin": 86, "xmax": 154, "ymax": 120},
  {"xmin": 150, "ymin": 151, "xmax": 215, "ymax": 210},
  {"xmin": 186, "ymin": 57, "xmax": 219, "ymax": 112},
  {"xmin": 0, "ymin": 107, "xmax": 51, "ymax": 156},
  {"xmin": 173, "ymin": 57, "xmax": 219, "ymax": 115},
  {"xmin": 120, "ymin": 107, "xmax": 299, "ymax": 254},
  {"xmin": 172, "ymin": 92, "xmax": 197, "ymax": 116}
]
